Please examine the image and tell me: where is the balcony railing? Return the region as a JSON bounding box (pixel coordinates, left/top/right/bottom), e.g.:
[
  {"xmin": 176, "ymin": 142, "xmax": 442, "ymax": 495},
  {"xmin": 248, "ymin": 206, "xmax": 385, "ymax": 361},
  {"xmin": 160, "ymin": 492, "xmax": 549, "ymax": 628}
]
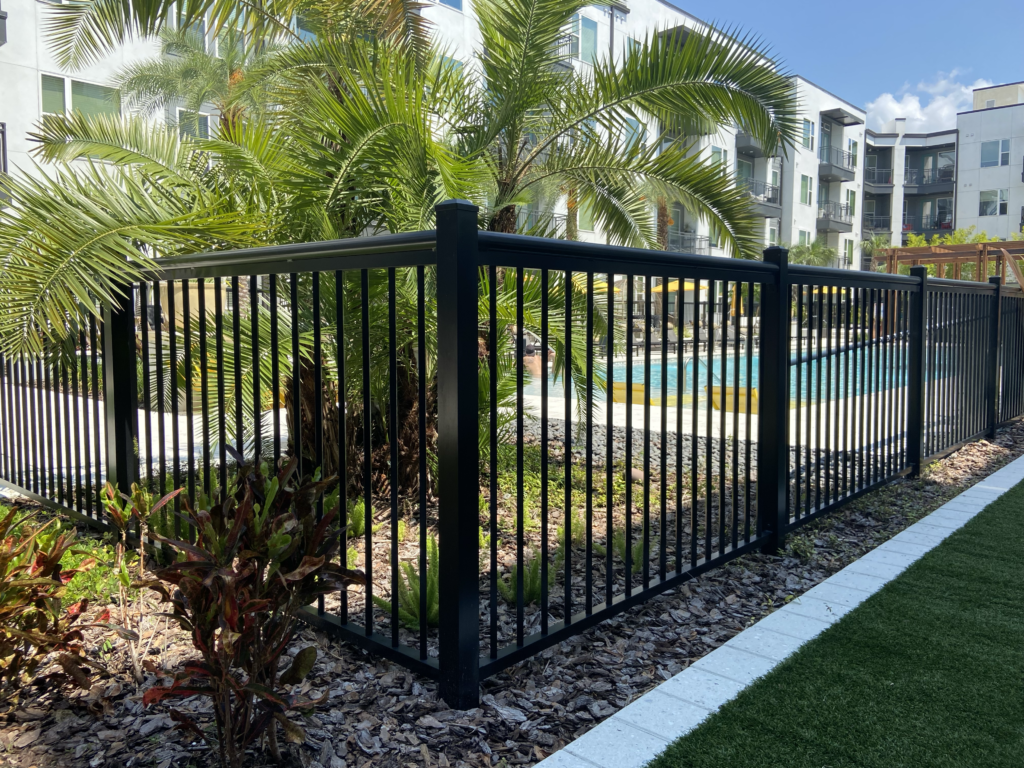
[
  {"xmin": 741, "ymin": 177, "xmax": 780, "ymax": 205},
  {"xmin": 818, "ymin": 145, "xmax": 857, "ymax": 171},
  {"xmin": 864, "ymin": 167, "xmax": 893, "ymax": 185},
  {"xmin": 666, "ymin": 232, "xmax": 711, "ymax": 255},
  {"xmin": 554, "ymin": 34, "xmax": 574, "ymax": 62},
  {"xmin": 901, "ymin": 215, "xmax": 953, "ymax": 232},
  {"xmin": 863, "ymin": 215, "xmax": 891, "ymax": 230},
  {"xmin": 904, "ymin": 167, "xmax": 954, "ymax": 185},
  {"xmin": 817, "ymin": 200, "xmax": 853, "ymax": 223}
]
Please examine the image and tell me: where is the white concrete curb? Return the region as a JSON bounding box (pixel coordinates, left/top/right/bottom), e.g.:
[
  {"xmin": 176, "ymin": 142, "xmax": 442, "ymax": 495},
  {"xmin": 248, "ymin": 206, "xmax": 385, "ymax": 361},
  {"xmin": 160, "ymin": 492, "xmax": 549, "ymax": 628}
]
[{"xmin": 536, "ymin": 453, "xmax": 1024, "ymax": 768}]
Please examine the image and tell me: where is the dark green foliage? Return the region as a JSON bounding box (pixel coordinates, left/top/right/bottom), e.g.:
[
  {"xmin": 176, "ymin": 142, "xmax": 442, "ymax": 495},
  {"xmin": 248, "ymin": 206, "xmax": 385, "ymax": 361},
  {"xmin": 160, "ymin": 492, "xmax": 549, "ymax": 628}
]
[
  {"xmin": 141, "ymin": 452, "xmax": 365, "ymax": 768},
  {"xmin": 497, "ymin": 549, "xmax": 556, "ymax": 606},
  {"xmin": 372, "ymin": 535, "xmax": 439, "ymax": 632}
]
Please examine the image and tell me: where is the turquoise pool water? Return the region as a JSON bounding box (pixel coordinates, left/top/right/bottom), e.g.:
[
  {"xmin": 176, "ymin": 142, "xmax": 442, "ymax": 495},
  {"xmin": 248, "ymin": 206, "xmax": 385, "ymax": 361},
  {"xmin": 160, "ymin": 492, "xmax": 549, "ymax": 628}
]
[{"xmin": 523, "ymin": 355, "xmax": 912, "ymax": 403}]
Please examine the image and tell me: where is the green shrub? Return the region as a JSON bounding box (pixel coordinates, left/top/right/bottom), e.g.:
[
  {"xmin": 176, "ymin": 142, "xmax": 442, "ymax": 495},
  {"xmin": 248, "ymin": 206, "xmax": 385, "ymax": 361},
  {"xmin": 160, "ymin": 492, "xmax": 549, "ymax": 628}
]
[
  {"xmin": 557, "ymin": 507, "xmax": 587, "ymax": 550},
  {"xmin": 141, "ymin": 452, "xmax": 365, "ymax": 768},
  {"xmin": 0, "ymin": 508, "xmax": 98, "ymax": 706},
  {"xmin": 346, "ymin": 498, "xmax": 382, "ymax": 539},
  {"xmin": 611, "ymin": 525, "xmax": 647, "ymax": 575},
  {"xmin": 372, "ymin": 535, "xmax": 439, "ymax": 632},
  {"xmin": 497, "ymin": 549, "xmax": 556, "ymax": 606}
]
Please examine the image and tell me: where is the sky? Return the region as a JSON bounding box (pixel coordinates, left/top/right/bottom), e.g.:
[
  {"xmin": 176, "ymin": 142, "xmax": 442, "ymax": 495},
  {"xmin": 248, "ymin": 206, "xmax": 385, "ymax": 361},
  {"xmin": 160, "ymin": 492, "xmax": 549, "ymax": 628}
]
[{"xmin": 668, "ymin": 0, "xmax": 1024, "ymax": 133}]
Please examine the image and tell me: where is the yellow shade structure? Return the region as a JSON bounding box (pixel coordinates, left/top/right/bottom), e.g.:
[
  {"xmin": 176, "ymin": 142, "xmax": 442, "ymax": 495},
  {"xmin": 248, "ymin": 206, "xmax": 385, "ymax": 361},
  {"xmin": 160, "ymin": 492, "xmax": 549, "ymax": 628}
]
[
  {"xmin": 650, "ymin": 279, "xmax": 709, "ymax": 293},
  {"xmin": 811, "ymin": 285, "xmax": 844, "ymax": 295}
]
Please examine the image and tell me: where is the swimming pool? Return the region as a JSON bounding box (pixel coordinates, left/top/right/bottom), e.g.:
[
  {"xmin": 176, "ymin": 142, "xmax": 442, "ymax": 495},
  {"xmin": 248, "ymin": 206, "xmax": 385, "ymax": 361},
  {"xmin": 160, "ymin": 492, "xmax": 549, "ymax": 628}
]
[{"xmin": 522, "ymin": 354, "xmax": 917, "ymax": 403}]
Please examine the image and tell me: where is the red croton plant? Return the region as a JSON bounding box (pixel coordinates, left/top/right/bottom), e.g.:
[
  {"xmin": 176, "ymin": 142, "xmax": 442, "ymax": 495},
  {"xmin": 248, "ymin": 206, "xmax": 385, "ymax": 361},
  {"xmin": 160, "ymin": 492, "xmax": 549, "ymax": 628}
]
[
  {"xmin": 0, "ymin": 508, "xmax": 100, "ymax": 707},
  {"xmin": 142, "ymin": 451, "xmax": 364, "ymax": 768}
]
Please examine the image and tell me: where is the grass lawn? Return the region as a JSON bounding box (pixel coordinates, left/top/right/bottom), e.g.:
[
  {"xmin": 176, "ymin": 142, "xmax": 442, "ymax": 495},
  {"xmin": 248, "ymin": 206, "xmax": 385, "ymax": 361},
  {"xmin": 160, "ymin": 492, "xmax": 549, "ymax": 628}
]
[{"xmin": 647, "ymin": 480, "xmax": 1024, "ymax": 768}]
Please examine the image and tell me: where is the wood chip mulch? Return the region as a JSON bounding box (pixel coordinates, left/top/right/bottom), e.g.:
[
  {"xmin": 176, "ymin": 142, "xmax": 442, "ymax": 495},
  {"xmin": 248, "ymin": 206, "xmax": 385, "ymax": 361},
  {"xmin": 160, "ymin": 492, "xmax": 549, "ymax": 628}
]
[{"xmin": 2, "ymin": 420, "xmax": 1022, "ymax": 768}]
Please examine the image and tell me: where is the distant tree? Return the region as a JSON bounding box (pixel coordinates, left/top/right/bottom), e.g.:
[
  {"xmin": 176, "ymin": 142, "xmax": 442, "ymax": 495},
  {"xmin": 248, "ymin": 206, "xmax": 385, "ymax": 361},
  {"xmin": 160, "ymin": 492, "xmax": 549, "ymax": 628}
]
[{"xmin": 785, "ymin": 237, "xmax": 838, "ymax": 267}]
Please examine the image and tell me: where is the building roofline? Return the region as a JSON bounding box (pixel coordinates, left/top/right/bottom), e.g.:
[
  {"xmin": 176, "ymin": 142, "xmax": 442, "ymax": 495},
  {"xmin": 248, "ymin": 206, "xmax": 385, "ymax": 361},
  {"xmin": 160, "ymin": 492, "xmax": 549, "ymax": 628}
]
[
  {"xmin": 866, "ymin": 130, "xmax": 898, "ymax": 138},
  {"xmin": 653, "ymin": 0, "xmax": 711, "ymax": 29},
  {"xmin": 902, "ymin": 130, "xmax": 957, "ymax": 139},
  {"xmin": 958, "ymin": 102, "xmax": 1024, "ymax": 116},
  {"xmin": 973, "ymin": 80, "xmax": 1024, "ymax": 92},
  {"xmin": 792, "ymin": 75, "xmax": 866, "ymax": 115}
]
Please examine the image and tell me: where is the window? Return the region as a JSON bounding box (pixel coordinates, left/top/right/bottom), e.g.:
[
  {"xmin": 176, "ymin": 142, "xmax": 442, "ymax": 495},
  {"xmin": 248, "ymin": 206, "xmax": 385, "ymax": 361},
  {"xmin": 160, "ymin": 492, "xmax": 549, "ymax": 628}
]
[
  {"xmin": 979, "ymin": 189, "xmax": 1008, "ymax": 216},
  {"xmin": 937, "ymin": 197, "xmax": 953, "ymax": 226},
  {"xmin": 578, "ymin": 200, "xmax": 595, "ymax": 231},
  {"xmin": 736, "ymin": 157, "xmax": 752, "ymax": 182},
  {"xmin": 798, "ymin": 230, "xmax": 811, "ymax": 246},
  {"xmin": 845, "ymin": 240, "xmax": 854, "ymax": 265},
  {"xmin": 771, "ymin": 165, "xmax": 780, "ymax": 188},
  {"xmin": 710, "ymin": 145, "xmax": 728, "ymax": 172},
  {"xmin": 41, "ymin": 74, "xmax": 66, "ymax": 114},
  {"xmin": 178, "ymin": 109, "xmax": 210, "ymax": 139},
  {"xmin": 848, "ymin": 139, "xmax": 858, "ymax": 167},
  {"xmin": 768, "ymin": 225, "xmax": 778, "ymax": 246},
  {"xmin": 569, "ymin": 14, "xmax": 598, "ymax": 64},
  {"xmin": 72, "ymin": 81, "xmax": 119, "ymax": 117},
  {"xmin": 981, "ymin": 139, "xmax": 1010, "ymax": 167},
  {"xmin": 846, "ymin": 189, "xmax": 856, "ymax": 217},
  {"xmin": 802, "ymin": 119, "xmax": 814, "ymax": 150},
  {"xmin": 438, "ymin": 0, "xmax": 463, "ymax": 9},
  {"xmin": 709, "ymin": 222, "xmax": 721, "ymax": 248},
  {"xmin": 985, "ymin": 99, "xmax": 996, "ymax": 109},
  {"xmin": 178, "ymin": 8, "xmax": 208, "ymax": 51},
  {"xmin": 625, "ymin": 37, "xmax": 640, "ymax": 56},
  {"xmin": 800, "ymin": 174, "xmax": 813, "ymax": 205},
  {"xmin": 441, "ymin": 56, "xmax": 464, "ymax": 75},
  {"xmin": 624, "ymin": 118, "xmax": 646, "ymax": 149}
]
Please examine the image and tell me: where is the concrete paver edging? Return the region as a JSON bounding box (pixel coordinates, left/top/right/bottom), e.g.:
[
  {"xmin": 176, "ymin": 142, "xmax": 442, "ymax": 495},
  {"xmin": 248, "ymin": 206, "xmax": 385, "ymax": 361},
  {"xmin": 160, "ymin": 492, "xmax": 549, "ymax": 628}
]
[{"xmin": 536, "ymin": 454, "xmax": 1024, "ymax": 768}]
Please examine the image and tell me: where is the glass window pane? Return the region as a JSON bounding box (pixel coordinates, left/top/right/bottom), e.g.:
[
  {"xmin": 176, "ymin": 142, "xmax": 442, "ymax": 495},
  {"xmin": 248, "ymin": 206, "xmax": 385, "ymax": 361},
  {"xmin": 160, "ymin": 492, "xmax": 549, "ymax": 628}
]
[
  {"xmin": 1000, "ymin": 139, "xmax": 1010, "ymax": 166},
  {"xmin": 980, "ymin": 141, "xmax": 999, "ymax": 167},
  {"xmin": 439, "ymin": 0, "xmax": 463, "ymax": 9},
  {"xmin": 979, "ymin": 190, "xmax": 998, "ymax": 216},
  {"xmin": 179, "ymin": 110, "xmax": 210, "ymax": 139},
  {"xmin": 578, "ymin": 200, "xmax": 594, "ymax": 231},
  {"xmin": 581, "ymin": 17, "xmax": 597, "ymax": 64},
  {"xmin": 71, "ymin": 81, "xmax": 119, "ymax": 117},
  {"xmin": 41, "ymin": 75, "xmax": 66, "ymax": 114}
]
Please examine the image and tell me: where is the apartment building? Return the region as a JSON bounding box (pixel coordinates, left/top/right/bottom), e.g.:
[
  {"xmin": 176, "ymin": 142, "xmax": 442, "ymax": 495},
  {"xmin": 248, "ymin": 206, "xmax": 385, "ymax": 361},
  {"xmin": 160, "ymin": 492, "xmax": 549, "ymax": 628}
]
[
  {"xmin": 954, "ymin": 82, "xmax": 1024, "ymax": 240},
  {"xmin": 0, "ymin": 0, "xmax": 890, "ymax": 269},
  {"xmin": 864, "ymin": 121, "xmax": 957, "ymax": 248}
]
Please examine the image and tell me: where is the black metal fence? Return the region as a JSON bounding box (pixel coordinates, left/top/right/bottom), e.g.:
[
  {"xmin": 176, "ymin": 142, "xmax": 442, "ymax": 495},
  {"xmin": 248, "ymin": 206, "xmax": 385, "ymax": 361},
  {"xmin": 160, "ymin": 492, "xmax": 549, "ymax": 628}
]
[{"xmin": 1, "ymin": 201, "xmax": 1022, "ymax": 709}]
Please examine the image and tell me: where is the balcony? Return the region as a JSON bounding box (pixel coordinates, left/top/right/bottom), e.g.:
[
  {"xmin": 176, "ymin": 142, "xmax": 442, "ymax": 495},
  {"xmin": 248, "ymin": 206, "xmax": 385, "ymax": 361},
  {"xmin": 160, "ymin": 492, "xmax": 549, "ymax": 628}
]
[
  {"xmin": 818, "ymin": 146, "xmax": 857, "ymax": 183},
  {"xmin": 901, "ymin": 215, "xmax": 953, "ymax": 237},
  {"xmin": 735, "ymin": 130, "xmax": 765, "ymax": 158},
  {"xmin": 903, "ymin": 166, "xmax": 954, "ymax": 195},
  {"xmin": 864, "ymin": 166, "xmax": 893, "ymax": 193},
  {"xmin": 741, "ymin": 177, "xmax": 781, "ymax": 217},
  {"xmin": 816, "ymin": 200, "xmax": 853, "ymax": 233},
  {"xmin": 863, "ymin": 215, "xmax": 891, "ymax": 232},
  {"xmin": 667, "ymin": 232, "xmax": 711, "ymax": 255},
  {"xmin": 553, "ymin": 34, "xmax": 574, "ymax": 70}
]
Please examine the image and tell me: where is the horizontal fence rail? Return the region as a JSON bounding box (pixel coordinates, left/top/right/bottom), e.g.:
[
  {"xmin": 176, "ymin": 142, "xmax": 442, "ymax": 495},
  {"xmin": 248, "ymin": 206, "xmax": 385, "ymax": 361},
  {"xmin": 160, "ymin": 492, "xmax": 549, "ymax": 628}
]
[{"xmin": 0, "ymin": 201, "xmax": 1021, "ymax": 710}]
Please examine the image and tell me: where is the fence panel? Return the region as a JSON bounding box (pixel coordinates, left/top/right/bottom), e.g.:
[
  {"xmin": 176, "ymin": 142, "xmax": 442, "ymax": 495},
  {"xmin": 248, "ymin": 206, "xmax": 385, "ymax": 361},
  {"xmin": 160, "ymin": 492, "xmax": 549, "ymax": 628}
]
[
  {"xmin": 1000, "ymin": 288, "xmax": 1024, "ymax": 425},
  {"xmin": 1, "ymin": 205, "xmax": 1023, "ymax": 711},
  {"xmin": 472, "ymin": 232, "xmax": 777, "ymax": 682},
  {"xmin": 785, "ymin": 269, "xmax": 917, "ymax": 526},
  {"xmin": 923, "ymin": 280, "xmax": 997, "ymax": 458}
]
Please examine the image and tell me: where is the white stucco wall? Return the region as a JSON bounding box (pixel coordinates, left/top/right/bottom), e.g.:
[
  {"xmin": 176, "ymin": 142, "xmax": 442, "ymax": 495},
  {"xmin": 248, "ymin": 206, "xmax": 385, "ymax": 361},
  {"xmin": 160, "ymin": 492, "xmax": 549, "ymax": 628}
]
[
  {"xmin": 955, "ymin": 104, "xmax": 1024, "ymax": 240},
  {"xmin": 0, "ymin": 0, "xmax": 159, "ymax": 175}
]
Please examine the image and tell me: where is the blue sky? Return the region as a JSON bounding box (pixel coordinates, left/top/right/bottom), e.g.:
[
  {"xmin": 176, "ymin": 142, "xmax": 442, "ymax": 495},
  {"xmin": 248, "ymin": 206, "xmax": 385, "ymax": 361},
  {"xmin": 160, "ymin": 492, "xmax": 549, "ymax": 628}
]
[{"xmin": 669, "ymin": 0, "xmax": 1024, "ymax": 132}]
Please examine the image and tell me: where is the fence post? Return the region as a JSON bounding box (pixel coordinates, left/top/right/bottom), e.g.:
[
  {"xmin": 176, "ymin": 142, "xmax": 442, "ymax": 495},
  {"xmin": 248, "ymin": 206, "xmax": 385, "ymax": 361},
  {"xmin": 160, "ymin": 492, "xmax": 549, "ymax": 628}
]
[
  {"xmin": 103, "ymin": 288, "xmax": 139, "ymax": 493},
  {"xmin": 907, "ymin": 267, "xmax": 927, "ymax": 476},
  {"xmin": 987, "ymin": 275, "xmax": 1002, "ymax": 436},
  {"xmin": 435, "ymin": 200, "xmax": 481, "ymax": 709},
  {"xmin": 758, "ymin": 246, "xmax": 790, "ymax": 553}
]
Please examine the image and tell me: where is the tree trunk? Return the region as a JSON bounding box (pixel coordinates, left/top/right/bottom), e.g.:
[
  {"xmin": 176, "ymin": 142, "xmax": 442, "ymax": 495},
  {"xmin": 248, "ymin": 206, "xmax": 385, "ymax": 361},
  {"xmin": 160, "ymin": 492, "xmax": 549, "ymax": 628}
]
[
  {"xmin": 656, "ymin": 197, "xmax": 669, "ymax": 250},
  {"xmin": 489, "ymin": 205, "xmax": 518, "ymax": 234},
  {"xmin": 566, "ymin": 187, "xmax": 579, "ymax": 241}
]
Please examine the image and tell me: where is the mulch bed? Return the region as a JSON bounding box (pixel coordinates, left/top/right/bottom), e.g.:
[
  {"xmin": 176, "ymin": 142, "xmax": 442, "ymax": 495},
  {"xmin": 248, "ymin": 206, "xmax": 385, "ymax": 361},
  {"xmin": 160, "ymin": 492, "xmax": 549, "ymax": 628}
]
[{"xmin": 2, "ymin": 419, "xmax": 1023, "ymax": 768}]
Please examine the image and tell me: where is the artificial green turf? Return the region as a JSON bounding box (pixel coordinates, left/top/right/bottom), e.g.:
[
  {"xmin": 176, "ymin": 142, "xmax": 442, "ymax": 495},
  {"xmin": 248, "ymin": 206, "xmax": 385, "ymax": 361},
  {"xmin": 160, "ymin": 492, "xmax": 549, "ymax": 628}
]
[{"xmin": 647, "ymin": 480, "xmax": 1024, "ymax": 768}]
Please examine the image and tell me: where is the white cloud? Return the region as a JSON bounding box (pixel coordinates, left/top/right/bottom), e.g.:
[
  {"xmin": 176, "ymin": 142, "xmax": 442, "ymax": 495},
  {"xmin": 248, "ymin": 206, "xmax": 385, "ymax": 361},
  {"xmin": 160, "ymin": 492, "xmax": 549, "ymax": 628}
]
[{"xmin": 866, "ymin": 70, "xmax": 994, "ymax": 133}]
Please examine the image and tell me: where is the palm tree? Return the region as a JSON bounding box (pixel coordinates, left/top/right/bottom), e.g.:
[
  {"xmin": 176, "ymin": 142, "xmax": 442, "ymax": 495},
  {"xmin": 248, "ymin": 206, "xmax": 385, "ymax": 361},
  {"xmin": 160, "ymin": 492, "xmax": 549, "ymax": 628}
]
[
  {"xmin": 786, "ymin": 236, "xmax": 840, "ymax": 268},
  {"xmin": 14, "ymin": 0, "xmax": 801, "ymax": 470},
  {"xmin": 116, "ymin": 26, "xmax": 277, "ymax": 134}
]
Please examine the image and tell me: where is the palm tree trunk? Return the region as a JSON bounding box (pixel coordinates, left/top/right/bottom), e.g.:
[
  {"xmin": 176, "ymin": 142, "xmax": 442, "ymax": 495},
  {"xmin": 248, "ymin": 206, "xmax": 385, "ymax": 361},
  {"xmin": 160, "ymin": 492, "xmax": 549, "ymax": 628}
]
[
  {"xmin": 566, "ymin": 187, "xmax": 579, "ymax": 241},
  {"xmin": 656, "ymin": 197, "xmax": 669, "ymax": 250}
]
